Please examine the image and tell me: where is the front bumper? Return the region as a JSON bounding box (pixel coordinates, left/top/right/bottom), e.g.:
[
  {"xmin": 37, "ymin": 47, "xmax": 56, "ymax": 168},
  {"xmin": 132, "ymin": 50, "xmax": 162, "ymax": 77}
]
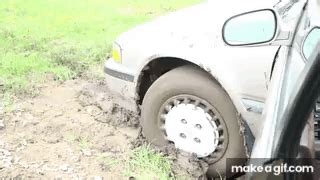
[{"xmin": 104, "ymin": 59, "xmax": 137, "ymax": 112}]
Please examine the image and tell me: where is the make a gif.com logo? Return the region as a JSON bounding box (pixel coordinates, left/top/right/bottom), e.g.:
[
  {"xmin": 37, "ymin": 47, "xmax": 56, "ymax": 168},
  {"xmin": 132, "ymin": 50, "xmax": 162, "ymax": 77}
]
[{"xmin": 231, "ymin": 163, "xmax": 314, "ymax": 176}]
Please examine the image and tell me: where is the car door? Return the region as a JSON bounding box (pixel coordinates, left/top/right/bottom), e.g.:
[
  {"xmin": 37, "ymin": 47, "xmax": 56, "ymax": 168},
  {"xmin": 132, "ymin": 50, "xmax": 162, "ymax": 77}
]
[
  {"xmin": 247, "ymin": 0, "xmax": 320, "ymax": 179},
  {"xmin": 248, "ymin": 42, "xmax": 320, "ymax": 180},
  {"xmin": 251, "ymin": 0, "xmax": 320, "ymax": 160}
]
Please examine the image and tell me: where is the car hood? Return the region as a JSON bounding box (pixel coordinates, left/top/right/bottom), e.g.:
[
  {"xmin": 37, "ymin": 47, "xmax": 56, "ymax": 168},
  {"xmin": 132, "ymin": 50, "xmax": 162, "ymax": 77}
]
[
  {"xmin": 116, "ymin": 3, "xmax": 213, "ymax": 50},
  {"xmin": 116, "ymin": 0, "xmax": 278, "ymax": 50}
]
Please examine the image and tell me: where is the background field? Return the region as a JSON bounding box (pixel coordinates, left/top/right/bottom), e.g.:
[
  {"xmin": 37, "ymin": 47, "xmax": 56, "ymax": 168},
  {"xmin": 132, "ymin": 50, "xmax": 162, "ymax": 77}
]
[{"xmin": 0, "ymin": 0, "xmax": 201, "ymax": 99}]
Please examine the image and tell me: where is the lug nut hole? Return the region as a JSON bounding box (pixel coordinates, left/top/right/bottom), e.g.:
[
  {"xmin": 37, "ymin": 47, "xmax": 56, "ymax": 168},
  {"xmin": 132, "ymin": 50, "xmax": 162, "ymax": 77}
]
[
  {"xmin": 194, "ymin": 138, "xmax": 201, "ymax": 143},
  {"xmin": 179, "ymin": 133, "xmax": 186, "ymax": 139},
  {"xmin": 195, "ymin": 124, "xmax": 202, "ymax": 129},
  {"xmin": 181, "ymin": 119, "xmax": 187, "ymax": 124}
]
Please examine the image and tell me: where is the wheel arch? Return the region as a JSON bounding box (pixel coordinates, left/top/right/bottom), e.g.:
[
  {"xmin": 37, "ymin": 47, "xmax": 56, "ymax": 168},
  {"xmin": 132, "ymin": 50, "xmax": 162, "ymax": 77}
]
[{"xmin": 135, "ymin": 56, "xmax": 225, "ymax": 106}]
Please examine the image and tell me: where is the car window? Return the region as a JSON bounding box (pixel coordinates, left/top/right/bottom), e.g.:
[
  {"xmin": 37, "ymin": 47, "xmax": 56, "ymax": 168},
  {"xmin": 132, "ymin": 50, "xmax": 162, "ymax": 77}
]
[{"xmin": 303, "ymin": 27, "xmax": 320, "ymax": 59}]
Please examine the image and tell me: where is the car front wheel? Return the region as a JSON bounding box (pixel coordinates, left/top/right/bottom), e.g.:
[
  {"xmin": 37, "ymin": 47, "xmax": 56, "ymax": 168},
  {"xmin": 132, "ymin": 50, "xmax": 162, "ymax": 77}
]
[{"xmin": 141, "ymin": 65, "xmax": 246, "ymax": 177}]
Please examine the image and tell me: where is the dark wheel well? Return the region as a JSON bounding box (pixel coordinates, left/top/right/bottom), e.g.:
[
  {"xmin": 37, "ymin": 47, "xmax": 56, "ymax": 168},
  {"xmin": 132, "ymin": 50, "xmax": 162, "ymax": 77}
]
[{"xmin": 136, "ymin": 57, "xmax": 220, "ymax": 105}]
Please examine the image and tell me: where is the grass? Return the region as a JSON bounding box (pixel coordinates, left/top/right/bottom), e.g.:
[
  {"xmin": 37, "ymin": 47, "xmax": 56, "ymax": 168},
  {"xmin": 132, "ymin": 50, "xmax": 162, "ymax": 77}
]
[
  {"xmin": 0, "ymin": 0, "xmax": 202, "ymax": 99},
  {"xmin": 78, "ymin": 136, "xmax": 91, "ymax": 150},
  {"xmin": 94, "ymin": 145, "xmax": 174, "ymax": 179},
  {"xmin": 65, "ymin": 133, "xmax": 174, "ymax": 179},
  {"xmin": 124, "ymin": 145, "xmax": 174, "ymax": 180}
]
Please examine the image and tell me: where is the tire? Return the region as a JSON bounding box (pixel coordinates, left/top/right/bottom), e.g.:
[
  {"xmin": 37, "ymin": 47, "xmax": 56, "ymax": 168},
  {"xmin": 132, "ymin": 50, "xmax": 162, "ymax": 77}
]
[{"xmin": 141, "ymin": 65, "xmax": 246, "ymax": 178}]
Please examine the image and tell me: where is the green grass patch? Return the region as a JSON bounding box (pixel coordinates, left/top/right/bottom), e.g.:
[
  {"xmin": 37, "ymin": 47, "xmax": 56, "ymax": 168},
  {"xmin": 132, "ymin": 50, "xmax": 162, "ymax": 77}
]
[
  {"xmin": 0, "ymin": 0, "xmax": 202, "ymax": 98},
  {"xmin": 124, "ymin": 145, "xmax": 174, "ymax": 180}
]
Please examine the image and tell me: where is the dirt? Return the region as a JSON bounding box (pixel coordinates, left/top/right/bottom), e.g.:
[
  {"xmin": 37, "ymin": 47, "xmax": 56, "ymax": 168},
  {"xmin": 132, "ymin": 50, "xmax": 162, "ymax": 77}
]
[{"xmin": 0, "ymin": 79, "xmax": 207, "ymax": 179}]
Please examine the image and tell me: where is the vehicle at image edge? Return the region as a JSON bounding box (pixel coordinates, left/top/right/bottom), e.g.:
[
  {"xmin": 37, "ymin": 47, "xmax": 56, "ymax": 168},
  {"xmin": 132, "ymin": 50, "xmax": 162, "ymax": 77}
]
[
  {"xmin": 221, "ymin": 0, "xmax": 320, "ymax": 179},
  {"xmin": 104, "ymin": 0, "xmax": 319, "ymax": 177}
]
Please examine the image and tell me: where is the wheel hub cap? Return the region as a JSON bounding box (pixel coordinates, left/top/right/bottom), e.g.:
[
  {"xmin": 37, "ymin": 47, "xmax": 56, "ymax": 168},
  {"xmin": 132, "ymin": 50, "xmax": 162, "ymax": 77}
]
[{"xmin": 164, "ymin": 103, "xmax": 220, "ymax": 157}]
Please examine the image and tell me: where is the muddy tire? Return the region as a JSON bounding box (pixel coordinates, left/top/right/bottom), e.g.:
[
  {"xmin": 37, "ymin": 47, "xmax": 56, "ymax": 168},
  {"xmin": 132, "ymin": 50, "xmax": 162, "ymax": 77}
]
[{"xmin": 141, "ymin": 65, "xmax": 246, "ymax": 178}]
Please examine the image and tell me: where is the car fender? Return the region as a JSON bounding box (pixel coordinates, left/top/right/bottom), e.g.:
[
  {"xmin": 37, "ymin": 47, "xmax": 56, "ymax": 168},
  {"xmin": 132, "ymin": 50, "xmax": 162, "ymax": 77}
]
[{"xmin": 134, "ymin": 43, "xmax": 279, "ymax": 137}]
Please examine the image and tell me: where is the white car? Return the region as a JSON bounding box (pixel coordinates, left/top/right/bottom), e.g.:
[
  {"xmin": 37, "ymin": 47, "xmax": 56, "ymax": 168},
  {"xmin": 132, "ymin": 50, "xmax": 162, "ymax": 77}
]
[{"xmin": 104, "ymin": 0, "xmax": 311, "ymax": 177}]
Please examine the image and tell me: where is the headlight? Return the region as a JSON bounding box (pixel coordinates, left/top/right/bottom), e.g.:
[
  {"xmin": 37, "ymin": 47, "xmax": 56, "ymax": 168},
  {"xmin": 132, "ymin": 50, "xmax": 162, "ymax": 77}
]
[{"xmin": 112, "ymin": 43, "xmax": 122, "ymax": 63}]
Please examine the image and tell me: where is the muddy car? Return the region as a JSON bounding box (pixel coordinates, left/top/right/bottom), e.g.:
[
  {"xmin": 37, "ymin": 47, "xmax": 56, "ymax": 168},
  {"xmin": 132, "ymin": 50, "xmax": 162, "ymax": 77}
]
[{"xmin": 104, "ymin": 0, "xmax": 319, "ymax": 177}]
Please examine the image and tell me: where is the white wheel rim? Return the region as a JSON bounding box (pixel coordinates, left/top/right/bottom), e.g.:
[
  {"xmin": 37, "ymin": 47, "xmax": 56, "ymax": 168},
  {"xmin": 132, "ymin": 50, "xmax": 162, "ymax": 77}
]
[{"xmin": 165, "ymin": 103, "xmax": 220, "ymax": 157}]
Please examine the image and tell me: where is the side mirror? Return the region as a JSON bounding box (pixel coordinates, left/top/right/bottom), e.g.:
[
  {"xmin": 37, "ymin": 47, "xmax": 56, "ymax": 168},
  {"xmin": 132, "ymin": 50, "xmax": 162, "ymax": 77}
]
[
  {"xmin": 223, "ymin": 9, "xmax": 277, "ymax": 46},
  {"xmin": 303, "ymin": 27, "xmax": 320, "ymax": 59}
]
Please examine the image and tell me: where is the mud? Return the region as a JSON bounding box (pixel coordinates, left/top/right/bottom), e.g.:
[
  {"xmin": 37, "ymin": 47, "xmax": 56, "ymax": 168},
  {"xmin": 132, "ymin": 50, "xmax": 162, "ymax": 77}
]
[
  {"xmin": 166, "ymin": 146, "xmax": 209, "ymax": 180},
  {"xmin": 0, "ymin": 79, "xmax": 207, "ymax": 179},
  {"xmin": 77, "ymin": 81, "xmax": 139, "ymax": 128}
]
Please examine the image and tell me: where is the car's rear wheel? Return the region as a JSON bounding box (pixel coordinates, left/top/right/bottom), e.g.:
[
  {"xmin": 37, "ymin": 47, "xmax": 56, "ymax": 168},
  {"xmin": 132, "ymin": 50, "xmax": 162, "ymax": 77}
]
[{"xmin": 141, "ymin": 65, "xmax": 246, "ymax": 178}]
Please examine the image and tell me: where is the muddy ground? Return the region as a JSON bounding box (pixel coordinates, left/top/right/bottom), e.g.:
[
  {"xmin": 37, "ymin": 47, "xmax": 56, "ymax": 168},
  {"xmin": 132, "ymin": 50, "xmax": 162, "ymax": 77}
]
[{"xmin": 0, "ymin": 79, "xmax": 207, "ymax": 179}]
